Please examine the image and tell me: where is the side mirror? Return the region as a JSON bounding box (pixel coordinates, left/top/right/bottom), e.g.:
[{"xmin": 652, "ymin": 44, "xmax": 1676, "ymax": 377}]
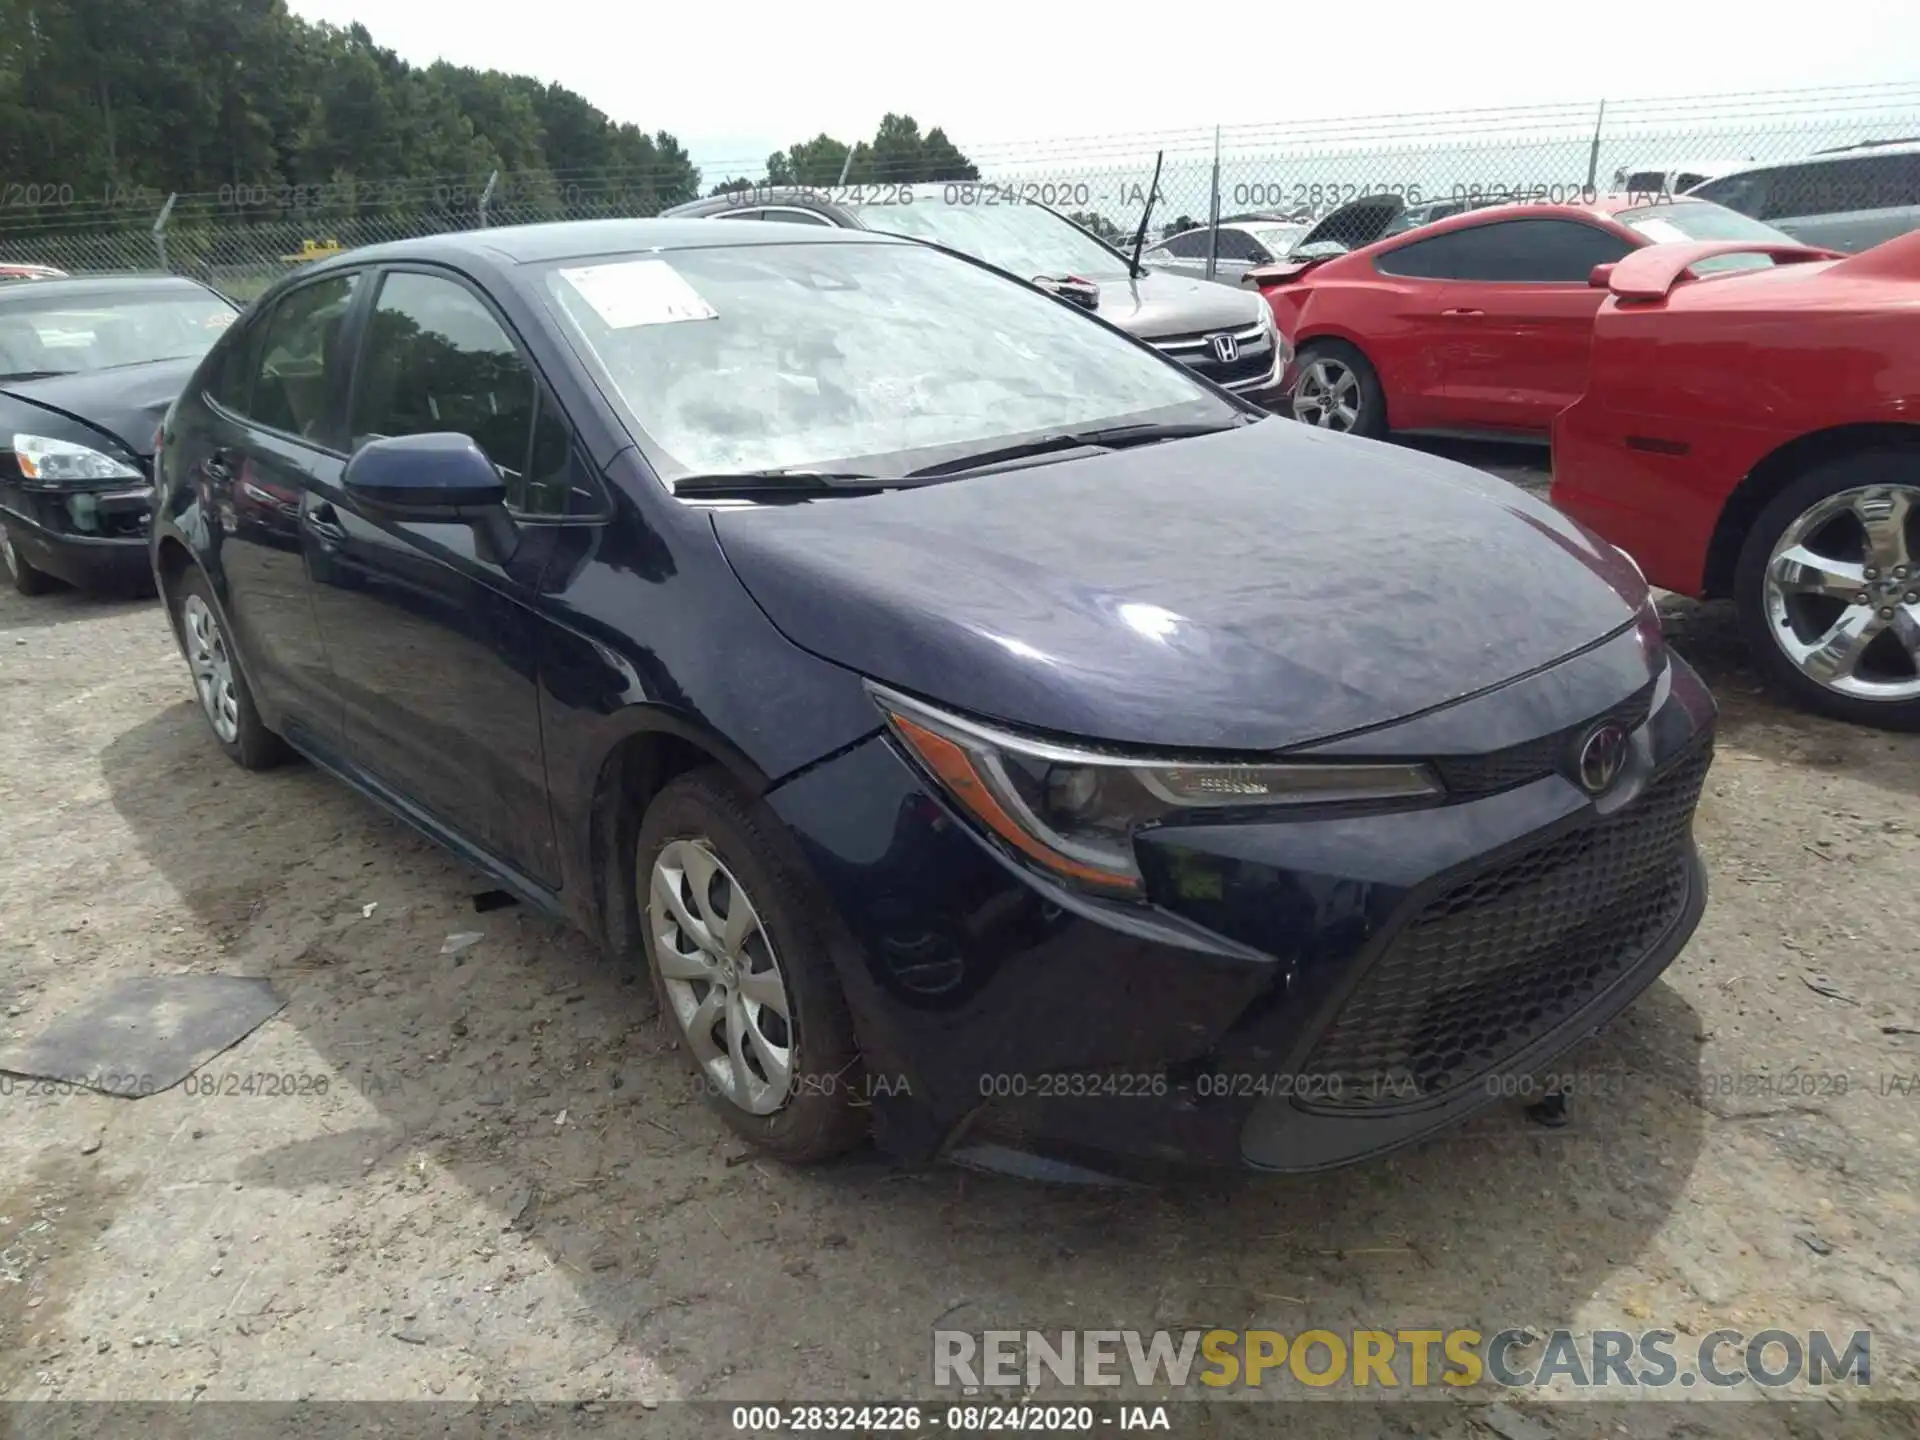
[
  {"xmin": 1588, "ymin": 262, "xmax": 1617, "ymax": 290},
  {"xmin": 344, "ymin": 431, "xmax": 518, "ymax": 563},
  {"xmin": 344, "ymin": 432, "xmax": 506, "ymax": 511}
]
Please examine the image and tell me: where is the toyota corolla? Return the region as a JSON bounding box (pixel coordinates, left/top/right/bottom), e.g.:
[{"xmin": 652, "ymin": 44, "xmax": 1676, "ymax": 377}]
[{"xmin": 151, "ymin": 219, "xmax": 1716, "ymax": 1180}]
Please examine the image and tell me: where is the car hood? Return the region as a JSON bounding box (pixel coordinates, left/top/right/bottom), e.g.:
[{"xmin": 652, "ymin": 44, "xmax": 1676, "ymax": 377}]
[
  {"xmin": 1291, "ymin": 194, "xmax": 1408, "ymax": 256},
  {"xmin": 1089, "ymin": 269, "xmax": 1266, "ymax": 340},
  {"xmin": 711, "ymin": 421, "xmax": 1649, "ymax": 752},
  {"xmin": 0, "ymin": 356, "xmax": 198, "ymax": 456}
]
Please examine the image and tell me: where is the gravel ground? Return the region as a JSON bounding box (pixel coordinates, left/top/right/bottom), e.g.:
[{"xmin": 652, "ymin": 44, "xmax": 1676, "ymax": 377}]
[{"xmin": 1, "ymin": 449, "xmax": 1916, "ymax": 1437}]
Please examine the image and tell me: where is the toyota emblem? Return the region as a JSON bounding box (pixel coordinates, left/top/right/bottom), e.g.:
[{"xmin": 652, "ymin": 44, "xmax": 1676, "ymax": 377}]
[
  {"xmin": 1210, "ymin": 332, "xmax": 1239, "ymax": 364},
  {"xmin": 1575, "ymin": 722, "xmax": 1629, "ymax": 795}
]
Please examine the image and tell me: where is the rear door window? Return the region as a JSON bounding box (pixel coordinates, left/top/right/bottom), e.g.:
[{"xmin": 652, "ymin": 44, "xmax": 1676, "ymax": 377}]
[{"xmin": 235, "ymin": 272, "xmax": 362, "ymax": 445}]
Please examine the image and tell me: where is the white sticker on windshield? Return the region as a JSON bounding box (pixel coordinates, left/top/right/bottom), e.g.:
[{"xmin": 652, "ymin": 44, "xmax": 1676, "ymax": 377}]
[
  {"xmin": 1630, "ymin": 218, "xmax": 1690, "ymax": 244},
  {"xmin": 559, "ymin": 260, "xmax": 718, "ymax": 329}
]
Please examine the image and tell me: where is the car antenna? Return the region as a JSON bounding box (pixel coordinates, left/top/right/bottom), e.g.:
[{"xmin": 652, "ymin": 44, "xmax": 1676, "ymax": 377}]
[{"xmin": 1130, "ymin": 150, "xmax": 1164, "ymax": 277}]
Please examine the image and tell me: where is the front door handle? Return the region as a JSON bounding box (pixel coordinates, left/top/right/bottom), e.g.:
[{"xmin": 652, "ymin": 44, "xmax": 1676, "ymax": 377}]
[
  {"xmin": 304, "ymin": 501, "xmax": 348, "ymax": 546},
  {"xmin": 1441, "ymin": 307, "xmax": 1485, "ymax": 317}
]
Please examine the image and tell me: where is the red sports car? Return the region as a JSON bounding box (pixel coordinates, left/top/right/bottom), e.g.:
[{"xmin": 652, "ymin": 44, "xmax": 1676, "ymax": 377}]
[
  {"xmin": 1552, "ymin": 230, "xmax": 1920, "ymax": 729},
  {"xmin": 0, "ymin": 263, "xmax": 68, "ymax": 283},
  {"xmin": 1246, "ymin": 192, "xmax": 1800, "ymax": 440}
]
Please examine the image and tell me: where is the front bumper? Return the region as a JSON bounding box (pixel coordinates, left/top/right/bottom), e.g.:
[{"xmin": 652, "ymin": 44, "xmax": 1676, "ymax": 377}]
[
  {"xmin": 0, "ymin": 481, "xmax": 155, "ymax": 592},
  {"xmin": 766, "ymin": 641, "xmax": 1717, "ymax": 1178}
]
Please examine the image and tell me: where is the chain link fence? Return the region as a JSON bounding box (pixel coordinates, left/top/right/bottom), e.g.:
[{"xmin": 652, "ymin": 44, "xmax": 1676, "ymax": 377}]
[{"xmin": 3, "ymin": 82, "xmax": 1916, "ymax": 293}]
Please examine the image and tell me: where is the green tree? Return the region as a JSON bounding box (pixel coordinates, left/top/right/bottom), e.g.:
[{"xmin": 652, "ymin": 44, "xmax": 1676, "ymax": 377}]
[
  {"xmin": 765, "ymin": 116, "xmax": 976, "ymax": 188},
  {"xmin": 1066, "ymin": 210, "xmax": 1123, "ymax": 243},
  {"xmin": 0, "ymin": 0, "xmax": 698, "ymax": 233}
]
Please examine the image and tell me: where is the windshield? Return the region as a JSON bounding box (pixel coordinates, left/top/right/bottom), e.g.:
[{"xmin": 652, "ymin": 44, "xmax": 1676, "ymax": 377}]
[
  {"xmin": 846, "ymin": 199, "xmax": 1136, "ymax": 281},
  {"xmin": 543, "ymin": 240, "xmax": 1228, "ymax": 479},
  {"xmin": 1618, "ymin": 201, "xmax": 1801, "ymax": 273},
  {"xmin": 0, "ymin": 289, "xmax": 235, "ymax": 376},
  {"xmin": 1248, "ymin": 224, "xmax": 1306, "ymax": 254}
]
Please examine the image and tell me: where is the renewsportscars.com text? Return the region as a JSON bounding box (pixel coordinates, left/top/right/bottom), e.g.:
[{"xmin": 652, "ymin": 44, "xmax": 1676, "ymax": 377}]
[{"xmin": 933, "ymin": 1328, "xmax": 1871, "ymax": 1391}]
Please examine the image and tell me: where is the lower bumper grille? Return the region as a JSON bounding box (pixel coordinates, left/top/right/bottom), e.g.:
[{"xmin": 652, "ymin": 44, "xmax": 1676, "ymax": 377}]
[
  {"xmin": 1182, "ymin": 348, "xmax": 1277, "ymax": 387},
  {"xmin": 1300, "ymin": 736, "xmax": 1712, "ymax": 1112}
]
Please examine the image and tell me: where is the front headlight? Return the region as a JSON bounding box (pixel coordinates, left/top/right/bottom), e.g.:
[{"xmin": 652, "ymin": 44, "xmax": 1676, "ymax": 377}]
[
  {"xmin": 873, "ymin": 686, "xmax": 1441, "ymax": 894},
  {"xmin": 12, "ymin": 433, "xmax": 142, "ymax": 485},
  {"xmin": 1257, "ymin": 303, "xmax": 1290, "ymax": 372}
]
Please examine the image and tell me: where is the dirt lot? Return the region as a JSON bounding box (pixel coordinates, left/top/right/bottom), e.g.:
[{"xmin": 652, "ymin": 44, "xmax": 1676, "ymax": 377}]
[{"xmin": 1, "ymin": 453, "xmax": 1916, "ymax": 1436}]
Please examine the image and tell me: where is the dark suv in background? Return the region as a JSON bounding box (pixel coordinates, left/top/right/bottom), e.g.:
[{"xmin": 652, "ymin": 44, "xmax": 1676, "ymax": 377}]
[{"xmin": 661, "ymin": 185, "xmax": 1287, "ymax": 405}]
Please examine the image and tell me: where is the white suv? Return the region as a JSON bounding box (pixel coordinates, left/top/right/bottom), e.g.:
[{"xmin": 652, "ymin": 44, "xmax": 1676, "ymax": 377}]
[{"xmin": 1685, "ymin": 140, "xmax": 1920, "ymax": 253}]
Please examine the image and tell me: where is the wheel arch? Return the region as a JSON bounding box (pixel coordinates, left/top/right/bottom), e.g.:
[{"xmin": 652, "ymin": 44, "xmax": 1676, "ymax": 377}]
[
  {"xmin": 583, "ymin": 709, "xmax": 773, "ymax": 963},
  {"xmin": 153, "ymin": 533, "xmax": 195, "ymax": 609},
  {"xmin": 1703, "ymin": 422, "xmax": 1920, "ymax": 599}
]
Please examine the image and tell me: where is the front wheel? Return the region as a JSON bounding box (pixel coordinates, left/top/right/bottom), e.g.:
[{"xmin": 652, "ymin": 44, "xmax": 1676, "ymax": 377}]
[
  {"xmin": 637, "ymin": 766, "xmax": 868, "ymax": 1163},
  {"xmin": 1289, "ymin": 340, "xmax": 1387, "ymax": 439},
  {"xmin": 2, "ymin": 525, "xmax": 56, "ymax": 595},
  {"xmin": 1735, "ymin": 449, "xmax": 1920, "ymax": 730}
]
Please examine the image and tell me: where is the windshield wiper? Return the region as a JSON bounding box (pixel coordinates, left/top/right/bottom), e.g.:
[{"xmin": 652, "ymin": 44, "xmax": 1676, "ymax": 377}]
[
  {"xmin": 904, "ymin": 418, "xmax": 1254, "ymax": 479},
  {"xmin": 0, "ymin": 369, "xmax": 74, "ymax": 382},
  {"xmin": 671, "ymin": 469, "xmax": 894, "ymax": 500}
]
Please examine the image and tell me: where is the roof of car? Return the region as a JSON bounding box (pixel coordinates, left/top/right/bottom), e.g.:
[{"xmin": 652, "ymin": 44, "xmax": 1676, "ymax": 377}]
[
  {"xmin": 0, "ymin": 272, "xmax": 218, "ymax": 304},
  {"xmin": 1163, "ymin": 220, "xmax": 1305, "ymax": 237},
  {"xmin": 310, "ymin": 216, "xmax": 896, "ymax": 269},
  {"xmin": 1706, "ymin": 139, "xmax": 1920, "ymax": 178},
  {"xmin": 1404, "ymin": 193, "xmax": 1723, "ymax": 231}
]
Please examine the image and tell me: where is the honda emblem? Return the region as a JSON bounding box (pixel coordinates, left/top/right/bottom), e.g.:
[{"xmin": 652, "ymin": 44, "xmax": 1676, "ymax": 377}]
[{"xmin": 1210, "ymin": 332, "xmax": 1239, "ymax": 364}]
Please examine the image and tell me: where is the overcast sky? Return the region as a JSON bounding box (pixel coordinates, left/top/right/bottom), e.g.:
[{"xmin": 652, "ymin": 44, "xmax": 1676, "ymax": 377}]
[{"xmin": 284, "ymin": 0, "xmax": 1920, "ymax": 169}]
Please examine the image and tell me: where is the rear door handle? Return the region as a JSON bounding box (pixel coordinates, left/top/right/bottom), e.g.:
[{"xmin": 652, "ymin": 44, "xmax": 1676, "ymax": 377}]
[
  {"xmin": 304, "ymin": 501, "xmax": 348, "ymax": 546},
  {"xmin": 1441, "ymin": 307, "xmax": 1485, "ymax": 317}
]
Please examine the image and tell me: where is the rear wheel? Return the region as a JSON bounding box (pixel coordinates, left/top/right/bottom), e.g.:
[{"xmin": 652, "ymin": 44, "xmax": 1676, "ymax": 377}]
[
  {"xmin": 1, "ymin": 525, "xmax": 56, "ymax": 596},
  {"xmin": 1735, "ymin": 448, "xmax": 1920, "ymax": 730},
  {"xmin": 1289, "ymin": 340, "xmax": 1387, "ymax": 439},
  {"xmin": 168, "ymin": 568, "xmax": 292, "ymax": 768},
  {"xmin": 637, "ymin": 766, "xmax": 867, "ymax": 1163}
]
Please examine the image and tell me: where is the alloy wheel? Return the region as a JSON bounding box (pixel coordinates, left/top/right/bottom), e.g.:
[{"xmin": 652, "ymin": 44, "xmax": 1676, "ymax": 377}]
[
  {"xmin": 1763, "ymin": 483, "xmax": 1920, "ymax": 702},
  {"xmin": 1292, "ymin": 357, "xmax": 1362, "ymax": 431},
  {"xmin": 648, "ymin": 837, "xmax": 795, "ymax": 1115},
  {"xmin": 182, "ymin": 593, "xmax": 242, "ymax": 743}
]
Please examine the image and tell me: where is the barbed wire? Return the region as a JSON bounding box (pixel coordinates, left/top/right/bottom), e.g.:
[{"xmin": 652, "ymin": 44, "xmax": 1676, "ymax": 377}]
[{"xmin": 2, "ymin": 81, "xmax": 1915, "ymax": 289}]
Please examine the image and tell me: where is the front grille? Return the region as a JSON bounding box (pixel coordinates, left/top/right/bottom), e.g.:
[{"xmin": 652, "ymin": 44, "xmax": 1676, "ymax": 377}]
[
  {"xmin": 1150, "ymin": 324, "xmax": 1275, "ymax": 387},
  {"xmin": 1431, "ymin": 687, "xmax": 1654, "ymax": 799},
  {"xmin": 1300, "ymin": 736, "xmax": 1712, "ymax": 1112}
]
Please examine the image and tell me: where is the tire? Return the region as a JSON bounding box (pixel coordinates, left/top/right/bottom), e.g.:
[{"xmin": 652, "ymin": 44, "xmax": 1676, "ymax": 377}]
[
  {"xmin": 637, "ymin": 766, "xmax": 867, "ymax": 1162},
  {"xmin": 1, "ymin": 524, "xmax": 57, "ymax": 595},
  {"xmin": 167, "ymin": 567, "xmax": 292, "ymax": 769},
  {"xmin": 1289, "ymin": 339, "xmax": 1388, "ymax": 440},
  {"xmin": 1734, "ymin": 447, "xmax": 1920, "ymax": 730}
]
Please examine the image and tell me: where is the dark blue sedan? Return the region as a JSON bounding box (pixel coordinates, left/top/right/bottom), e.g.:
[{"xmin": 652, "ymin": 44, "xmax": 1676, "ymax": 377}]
[{"xmin": 151, "ymin": 218, "xmax": 1715, "ymax": 1180}]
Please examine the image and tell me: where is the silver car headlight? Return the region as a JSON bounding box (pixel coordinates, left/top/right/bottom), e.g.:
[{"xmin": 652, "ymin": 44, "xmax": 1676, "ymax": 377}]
[
  {"xmin": 873, "ymin": 686, "xmax": 1441, "ymax": 894},
  {"xmin": 12, "ymin": 433, "xmax": 142, "ymax": 485},
  {"xmin": 1257, "ymin": 303, "xmax": 1290, "ymax": 374}
]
